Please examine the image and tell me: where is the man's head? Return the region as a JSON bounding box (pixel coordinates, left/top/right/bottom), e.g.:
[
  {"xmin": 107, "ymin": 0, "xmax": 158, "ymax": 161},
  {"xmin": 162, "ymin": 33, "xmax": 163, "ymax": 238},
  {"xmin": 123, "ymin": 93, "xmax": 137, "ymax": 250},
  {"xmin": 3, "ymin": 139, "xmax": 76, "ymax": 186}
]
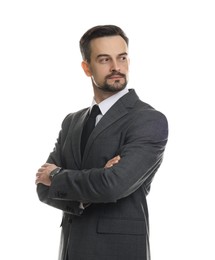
[
  {"xmin": 80, "ymin": 25, "xmax": 130, "ymax": 100},
  {"xmin": 80, "ymin": 25, "xmax": 129, "ymax": 63}
]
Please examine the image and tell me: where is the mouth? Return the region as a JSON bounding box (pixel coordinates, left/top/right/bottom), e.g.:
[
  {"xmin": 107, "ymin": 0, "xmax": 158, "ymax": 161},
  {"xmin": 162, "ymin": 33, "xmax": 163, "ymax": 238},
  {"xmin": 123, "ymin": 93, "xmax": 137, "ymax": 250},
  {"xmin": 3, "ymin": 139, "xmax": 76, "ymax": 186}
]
[
  {"xmin": 107, "ymin": 76, "xmax": 123, "ymax": 80},
  {"xmin": 106, "ymin": 73, "xmax": 125, "ymax": 80}
]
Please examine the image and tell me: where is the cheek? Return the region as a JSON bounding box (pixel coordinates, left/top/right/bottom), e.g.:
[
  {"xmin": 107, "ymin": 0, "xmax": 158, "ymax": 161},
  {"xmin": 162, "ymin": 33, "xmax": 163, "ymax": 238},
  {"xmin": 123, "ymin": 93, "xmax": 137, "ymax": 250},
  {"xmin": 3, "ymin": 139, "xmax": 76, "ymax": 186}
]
[
  {"xmin": 123, "ymin": 62, "xmax": 129, "ymax": 71},
  {"xmin": 92, "ymin": 66, "xmax": 108, "ymax": 80}
]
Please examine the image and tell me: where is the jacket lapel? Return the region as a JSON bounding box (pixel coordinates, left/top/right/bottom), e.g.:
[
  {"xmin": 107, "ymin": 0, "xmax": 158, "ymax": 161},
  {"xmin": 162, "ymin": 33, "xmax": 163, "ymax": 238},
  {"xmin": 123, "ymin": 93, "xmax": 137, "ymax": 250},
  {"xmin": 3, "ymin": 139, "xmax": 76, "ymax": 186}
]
[
  {"xmin": 70, "ymin": 108, "xmax": 89, "ymax": 167},
  {"xmin": 81, "ymin": 89, "xmax": 139, "ymax": 162}
]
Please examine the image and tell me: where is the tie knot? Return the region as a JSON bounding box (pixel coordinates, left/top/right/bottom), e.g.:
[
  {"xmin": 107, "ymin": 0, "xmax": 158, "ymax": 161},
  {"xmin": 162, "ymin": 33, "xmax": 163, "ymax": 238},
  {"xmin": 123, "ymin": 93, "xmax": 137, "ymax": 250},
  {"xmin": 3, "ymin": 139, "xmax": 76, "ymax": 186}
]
[{"xmin": 89, "ymin": 105, "xmax": 101, "ymax": 118}]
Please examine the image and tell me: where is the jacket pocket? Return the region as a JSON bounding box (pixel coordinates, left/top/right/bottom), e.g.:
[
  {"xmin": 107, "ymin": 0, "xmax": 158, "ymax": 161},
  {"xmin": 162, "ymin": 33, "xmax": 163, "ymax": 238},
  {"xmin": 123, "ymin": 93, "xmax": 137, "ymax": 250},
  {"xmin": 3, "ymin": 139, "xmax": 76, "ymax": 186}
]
[{"xmin": 97, "ymin": 217, "xmax": 146, "ymax": 235}]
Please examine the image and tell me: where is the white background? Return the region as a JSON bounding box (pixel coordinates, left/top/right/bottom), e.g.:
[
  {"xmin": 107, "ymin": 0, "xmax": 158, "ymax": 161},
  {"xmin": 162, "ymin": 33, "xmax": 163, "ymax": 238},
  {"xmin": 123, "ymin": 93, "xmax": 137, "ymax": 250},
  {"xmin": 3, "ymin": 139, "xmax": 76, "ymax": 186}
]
[{"xmin": 0, "ymin": 1, "xmax": 214, "ymax": 259}]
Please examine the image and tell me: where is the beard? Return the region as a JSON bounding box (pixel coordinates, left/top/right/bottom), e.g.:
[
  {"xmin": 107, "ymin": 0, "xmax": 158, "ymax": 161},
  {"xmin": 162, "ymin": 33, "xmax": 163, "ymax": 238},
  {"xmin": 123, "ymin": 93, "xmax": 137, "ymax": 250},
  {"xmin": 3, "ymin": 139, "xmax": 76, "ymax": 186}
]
[
  {"xmin": 100, "ymin": 80, "xmax": 127, "ymax": 92},
  {"xmin": 93, "ymin": 72, "xmax": 128, "ymax": 93}
]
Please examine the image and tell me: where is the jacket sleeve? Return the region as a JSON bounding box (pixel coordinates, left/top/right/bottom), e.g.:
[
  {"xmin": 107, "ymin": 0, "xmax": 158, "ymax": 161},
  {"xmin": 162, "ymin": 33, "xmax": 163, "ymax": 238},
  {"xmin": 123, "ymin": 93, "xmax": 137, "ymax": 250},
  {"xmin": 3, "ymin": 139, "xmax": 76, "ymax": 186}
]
[
  {"xmin": 47, "ymin": 109, "xmax": 168, "ymax": 204},
  {"xmin": 36, "ymin": 113, "xmax": 84, "ymax": 216},
  {"xmin": 37, "ymin": 184, "xmax": 84, "ymax": 215}
]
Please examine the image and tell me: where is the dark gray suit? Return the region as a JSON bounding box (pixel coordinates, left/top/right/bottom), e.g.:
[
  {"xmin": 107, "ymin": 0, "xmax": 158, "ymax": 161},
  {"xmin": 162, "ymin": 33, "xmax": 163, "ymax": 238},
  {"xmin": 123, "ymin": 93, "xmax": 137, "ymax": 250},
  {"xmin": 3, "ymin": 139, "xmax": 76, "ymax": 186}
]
[{"xmin": 37, "ymin": 89, "xmax": 168, "ymax": 260}]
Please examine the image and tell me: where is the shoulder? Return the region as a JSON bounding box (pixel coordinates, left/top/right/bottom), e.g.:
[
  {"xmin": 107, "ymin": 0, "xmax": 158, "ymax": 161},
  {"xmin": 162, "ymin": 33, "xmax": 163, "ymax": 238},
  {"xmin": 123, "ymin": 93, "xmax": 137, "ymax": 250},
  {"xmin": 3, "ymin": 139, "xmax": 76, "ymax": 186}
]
[
  {"xmin": 124, "ymin": 93, "xmax": 168, "ymax": 139},
  {"xmin": 61, "ymin": 108, "xmax": 88, "ymax": 130},
  {"xmin": 125, "ymin": 90, "xmax": 167, "ymax": 122},
  {"xmin": 135, "ymin": 100, "xmax": 168, "ymax": 127},
  {"xmin": 118, "ymin": 88, "xmax": 168, "ymax": 128}
]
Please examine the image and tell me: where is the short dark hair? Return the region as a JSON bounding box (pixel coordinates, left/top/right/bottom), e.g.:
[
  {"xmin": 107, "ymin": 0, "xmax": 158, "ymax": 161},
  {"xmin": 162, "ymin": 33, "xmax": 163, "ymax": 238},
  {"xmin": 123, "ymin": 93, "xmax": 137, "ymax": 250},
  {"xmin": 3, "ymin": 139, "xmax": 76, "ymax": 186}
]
[{"xmin": 79, "ymin": 25, "xmax": 129, "ymax": 62}]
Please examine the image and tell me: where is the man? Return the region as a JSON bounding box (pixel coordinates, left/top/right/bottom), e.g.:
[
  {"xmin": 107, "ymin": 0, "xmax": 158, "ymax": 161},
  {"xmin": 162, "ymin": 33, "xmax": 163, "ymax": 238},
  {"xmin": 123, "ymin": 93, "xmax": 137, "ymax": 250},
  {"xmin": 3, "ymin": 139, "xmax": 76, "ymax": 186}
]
[{"xmin": 36, "ymin": 25, "xmax": 168, "ymax": 260}]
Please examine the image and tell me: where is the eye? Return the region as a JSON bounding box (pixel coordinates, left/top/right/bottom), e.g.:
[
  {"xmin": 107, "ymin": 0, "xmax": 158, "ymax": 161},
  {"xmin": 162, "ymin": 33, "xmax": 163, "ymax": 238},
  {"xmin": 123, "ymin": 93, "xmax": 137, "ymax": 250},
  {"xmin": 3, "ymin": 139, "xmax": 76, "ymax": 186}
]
[
  {"xmin": 119, "ymin": 55, "xmax": 127, "ymax": 62},
  {"xmin": 98, "ymin": 57, "xmax": 110, "ymax": 64}
]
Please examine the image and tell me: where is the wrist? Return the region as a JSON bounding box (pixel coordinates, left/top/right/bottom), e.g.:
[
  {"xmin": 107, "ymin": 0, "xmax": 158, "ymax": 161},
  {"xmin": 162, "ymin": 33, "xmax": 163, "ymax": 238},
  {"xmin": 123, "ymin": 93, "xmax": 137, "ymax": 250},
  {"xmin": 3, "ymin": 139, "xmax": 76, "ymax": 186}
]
[{"xmin": 49, "ymin": 167, "xmax": 62, "ymax": 181}]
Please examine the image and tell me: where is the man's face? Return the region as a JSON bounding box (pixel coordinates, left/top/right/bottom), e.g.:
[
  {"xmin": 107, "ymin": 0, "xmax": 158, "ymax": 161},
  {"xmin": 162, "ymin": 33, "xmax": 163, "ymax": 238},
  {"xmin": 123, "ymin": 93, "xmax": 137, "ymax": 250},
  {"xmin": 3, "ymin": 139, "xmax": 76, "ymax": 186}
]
[{"xmin": 85, "ymin": 36, "xmax": 130, "ymax": 93}]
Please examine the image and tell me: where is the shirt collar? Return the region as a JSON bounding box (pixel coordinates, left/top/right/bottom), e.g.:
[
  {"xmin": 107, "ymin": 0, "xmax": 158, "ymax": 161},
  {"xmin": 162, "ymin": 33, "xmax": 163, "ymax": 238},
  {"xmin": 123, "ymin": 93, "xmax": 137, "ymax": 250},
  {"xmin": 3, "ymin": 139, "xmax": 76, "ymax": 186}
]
[{"xmin": 91, "ymin": 87, "xmax": 129, "ymax": 116}]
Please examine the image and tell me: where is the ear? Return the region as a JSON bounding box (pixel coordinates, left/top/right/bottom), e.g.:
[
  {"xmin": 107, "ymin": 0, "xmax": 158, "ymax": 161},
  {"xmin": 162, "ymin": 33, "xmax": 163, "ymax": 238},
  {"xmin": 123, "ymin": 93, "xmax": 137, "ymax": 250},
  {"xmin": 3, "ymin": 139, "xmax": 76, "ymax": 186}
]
[{"xmin": 81, "ymin": 61, "xmax": 92, "ymax": 77}]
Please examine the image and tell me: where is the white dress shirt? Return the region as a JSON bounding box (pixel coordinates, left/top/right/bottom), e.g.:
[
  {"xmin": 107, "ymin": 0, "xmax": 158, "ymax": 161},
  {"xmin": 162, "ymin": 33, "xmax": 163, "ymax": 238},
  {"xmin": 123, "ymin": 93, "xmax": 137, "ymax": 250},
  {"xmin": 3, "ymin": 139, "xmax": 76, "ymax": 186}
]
[{"xmin": 91, "ymin": 87, "xmax": 129, "ymax": 125}]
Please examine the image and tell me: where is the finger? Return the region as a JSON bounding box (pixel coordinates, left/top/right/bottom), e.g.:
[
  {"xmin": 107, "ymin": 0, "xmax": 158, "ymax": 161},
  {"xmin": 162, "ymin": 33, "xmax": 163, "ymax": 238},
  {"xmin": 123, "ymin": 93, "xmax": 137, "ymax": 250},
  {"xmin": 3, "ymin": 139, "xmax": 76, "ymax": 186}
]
[
  {"xmin": 104, "ymin": 164, "xmax": 113, "ymax": 169},
  {"xmin": 41, "ymin": 163, "xmax": 52, "ymax": 167},
  {"xmin": 37, "ymin": 168, "xmax": 43, "ymax": 173},
  {"xmin": 113, "ymin": 155, "xmax": 120, "ymax": 161},
  {"xmin": 111, "ymin": 158, "xmax": 120, "ymax": 164},
  {"xmin": 111, "ymin": 155, "xmax": 120, "ymax": 162},
  {"xmin": 35, "ymin": 176, "xmax": 40, "ymax": 184}
]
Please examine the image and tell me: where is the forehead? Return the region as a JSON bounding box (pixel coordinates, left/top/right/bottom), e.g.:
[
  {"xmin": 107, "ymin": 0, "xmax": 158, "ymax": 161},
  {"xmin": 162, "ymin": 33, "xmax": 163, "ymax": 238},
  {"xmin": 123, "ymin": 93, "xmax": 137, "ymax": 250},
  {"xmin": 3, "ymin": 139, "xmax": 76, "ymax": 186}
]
[{"xmin": 90, "ymin": 36, "xmax": 128, "ymax": 58}]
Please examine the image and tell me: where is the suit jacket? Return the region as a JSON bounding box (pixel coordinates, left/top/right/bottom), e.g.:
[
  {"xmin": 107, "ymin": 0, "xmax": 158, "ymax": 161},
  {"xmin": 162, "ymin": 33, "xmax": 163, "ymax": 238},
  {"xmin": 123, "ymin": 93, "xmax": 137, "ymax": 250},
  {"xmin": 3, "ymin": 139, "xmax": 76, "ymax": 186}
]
[{"xmin": 37, "ymin": 89, "xmax": 168, "ymax": 260}]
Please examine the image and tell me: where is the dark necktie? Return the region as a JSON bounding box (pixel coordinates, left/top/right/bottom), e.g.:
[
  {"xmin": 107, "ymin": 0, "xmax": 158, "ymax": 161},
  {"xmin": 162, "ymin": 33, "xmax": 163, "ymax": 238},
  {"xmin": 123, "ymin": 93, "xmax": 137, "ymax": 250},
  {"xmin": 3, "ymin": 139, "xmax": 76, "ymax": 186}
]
[{"xmin": 81, "ymin": 105, "xmax": 101, "ymax": 157}]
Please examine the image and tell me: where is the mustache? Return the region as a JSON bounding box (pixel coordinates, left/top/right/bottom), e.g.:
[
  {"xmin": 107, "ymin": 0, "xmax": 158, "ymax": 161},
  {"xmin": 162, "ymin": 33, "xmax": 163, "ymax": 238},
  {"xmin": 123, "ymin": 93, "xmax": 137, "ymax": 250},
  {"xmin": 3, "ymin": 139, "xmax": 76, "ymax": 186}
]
[{"xmin": 105, "ymin": 72, "xmax": 126, "ymax": 79}]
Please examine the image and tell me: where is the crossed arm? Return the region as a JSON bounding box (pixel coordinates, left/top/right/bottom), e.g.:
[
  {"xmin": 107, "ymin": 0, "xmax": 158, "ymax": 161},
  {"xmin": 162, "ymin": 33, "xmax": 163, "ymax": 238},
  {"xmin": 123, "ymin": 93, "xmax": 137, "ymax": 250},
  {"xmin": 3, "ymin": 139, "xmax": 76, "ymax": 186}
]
[
  {"xmin": 35, "ymin": 155, "xmax": 121, "ymax": 186},
  {"xmin": 36, "ymin": 109, "xmax": 168, "ymax": 212}
]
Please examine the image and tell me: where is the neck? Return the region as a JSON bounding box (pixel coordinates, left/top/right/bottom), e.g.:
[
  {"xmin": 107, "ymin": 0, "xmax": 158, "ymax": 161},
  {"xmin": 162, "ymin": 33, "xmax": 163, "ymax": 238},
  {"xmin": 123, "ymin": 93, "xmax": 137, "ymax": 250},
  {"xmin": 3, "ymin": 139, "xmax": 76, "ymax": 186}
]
[{"xmin": 92, "ymin": 82, "xmax": 117, "ymax": 104}]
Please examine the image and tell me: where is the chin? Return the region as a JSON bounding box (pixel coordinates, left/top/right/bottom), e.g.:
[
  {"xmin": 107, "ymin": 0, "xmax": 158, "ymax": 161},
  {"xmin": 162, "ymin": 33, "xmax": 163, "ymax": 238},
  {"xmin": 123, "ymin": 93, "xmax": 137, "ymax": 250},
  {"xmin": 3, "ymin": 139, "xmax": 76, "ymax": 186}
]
[{"xmin": 101, "ymin": 83, "xmax": 127, "ymax": 93}]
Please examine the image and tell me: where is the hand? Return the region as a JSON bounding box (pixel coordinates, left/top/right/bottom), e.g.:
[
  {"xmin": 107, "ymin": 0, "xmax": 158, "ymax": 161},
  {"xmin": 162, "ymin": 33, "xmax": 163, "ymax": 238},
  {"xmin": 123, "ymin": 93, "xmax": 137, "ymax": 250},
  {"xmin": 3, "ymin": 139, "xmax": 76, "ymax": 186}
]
[
  {"xmin": 80, "ymin": 155, "xmax": 121, "ymax": 210},
  {"xmin": 35, "ymin": 163, "xmax": 58, "ymax": 186},
  {"xmin": 104, "ymin": 155, "xmax": 121, "ymax": 168}
]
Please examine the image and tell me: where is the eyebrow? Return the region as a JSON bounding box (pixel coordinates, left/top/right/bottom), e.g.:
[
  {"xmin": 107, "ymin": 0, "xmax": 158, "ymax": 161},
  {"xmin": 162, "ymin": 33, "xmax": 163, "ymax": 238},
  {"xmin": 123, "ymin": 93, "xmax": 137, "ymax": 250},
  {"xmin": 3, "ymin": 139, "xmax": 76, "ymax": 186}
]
[{"xmin": 96, "ymin": 52, "xmax": 128, "ymax": 59}]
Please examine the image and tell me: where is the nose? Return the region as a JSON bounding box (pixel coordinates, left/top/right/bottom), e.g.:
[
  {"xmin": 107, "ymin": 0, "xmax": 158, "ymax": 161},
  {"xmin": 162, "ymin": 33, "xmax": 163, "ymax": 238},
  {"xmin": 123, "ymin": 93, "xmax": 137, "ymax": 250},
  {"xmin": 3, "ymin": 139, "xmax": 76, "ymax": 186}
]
[{"xmin": 110, "ymin": 60, "xmax": 120, "ymax": 72}]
